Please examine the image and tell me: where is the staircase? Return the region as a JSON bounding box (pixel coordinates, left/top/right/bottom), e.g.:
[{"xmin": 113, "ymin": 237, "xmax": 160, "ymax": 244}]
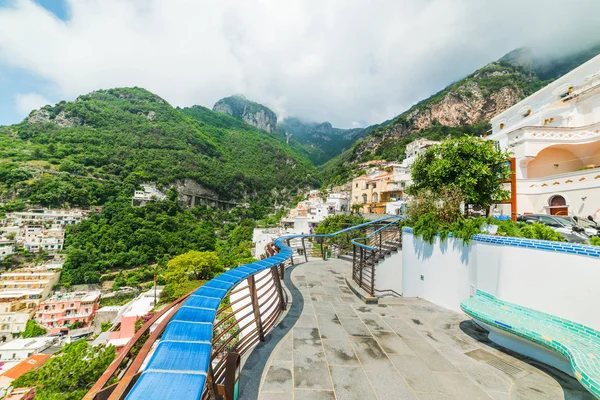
[{"xmin": 350, "ymin": 221, "xmax": 403, "ymax": 298}]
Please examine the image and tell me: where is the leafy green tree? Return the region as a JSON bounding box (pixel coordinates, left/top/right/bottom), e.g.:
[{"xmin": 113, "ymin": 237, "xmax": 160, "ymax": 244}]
[
  {"xmin": 160, "ymin": 279, "xmax": 205, "ymax": 304},
  {"xmin": 62, "ymin": 199, "xmax": 217, "ymax": 285},
  {"xmin": 21, "ymin": 320, "xmax": 46, "ymax": 338},
  {"xmin": 12, "ymin": 341, "xmax": 116, "ymax": 400},
  {"xmin": 410, "ymin": 136, "xmax": 511, "ymax": 210},
  {"xmin": 314, "ymin": 214, "xmax": 366, "ymax": 235},
  {"xmin": 165, "ymin": 251, "xmax": 223, "ymax": 283},
  {"xmin": 100, "ymin": 321, "xmax": 113, "ymax": 332}
]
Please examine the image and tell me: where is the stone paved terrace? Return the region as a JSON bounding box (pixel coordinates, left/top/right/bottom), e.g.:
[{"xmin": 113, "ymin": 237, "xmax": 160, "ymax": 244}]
[{"xmin": 239, "ymin": 258, "xmax": 594, "ymax": 400}]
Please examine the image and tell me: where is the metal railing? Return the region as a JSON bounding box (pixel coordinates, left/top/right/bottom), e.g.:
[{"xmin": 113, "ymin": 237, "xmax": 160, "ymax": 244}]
[
  {"xmin": 351, "ymin": 218, "xmax": 404, "ymax": 296},
  {"xmin": 85, "ymin": 216, "xmax": 401, "ymax": 400}
]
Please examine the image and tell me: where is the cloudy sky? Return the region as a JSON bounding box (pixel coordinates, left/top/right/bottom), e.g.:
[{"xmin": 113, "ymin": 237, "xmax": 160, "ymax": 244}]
[{"xmin": 0, "ymin": 0, "xmax": 599, "ymax": 127}]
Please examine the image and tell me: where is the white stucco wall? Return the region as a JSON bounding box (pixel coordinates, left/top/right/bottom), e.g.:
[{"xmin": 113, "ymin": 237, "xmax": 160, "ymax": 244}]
[
  {"xmin": 374, "ymin": 251, "xmax": 403, "ymax": 296},
  {"xmin": 402, "ymin": 230, "xmax": 600, "ymax": 330},
  {"xmin": 402, "ymin": 234, "xmax": 475, "ymax": 313}
]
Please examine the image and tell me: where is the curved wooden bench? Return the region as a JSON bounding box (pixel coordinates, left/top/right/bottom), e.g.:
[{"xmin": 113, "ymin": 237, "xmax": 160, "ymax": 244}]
[{"xmin": 461, "ymin": 291, "xmax": 600, "ymax": 399}]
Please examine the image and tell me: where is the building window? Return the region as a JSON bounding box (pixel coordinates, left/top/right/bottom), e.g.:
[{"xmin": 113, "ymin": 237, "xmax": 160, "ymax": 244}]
[
  {"xmin": 372, "ymin": 193, "xmax": 379, "ymax": 203},
  {"xmin": 355, "ymin": 183, "xmax": 358, "ymax": 188},
  {"xmin": 372, "ymin": 183, "xmax": 376, "ymax": 189},
  {"xmin": 362, "ymin": 194, "xmax": 368, "ymax": 204}
]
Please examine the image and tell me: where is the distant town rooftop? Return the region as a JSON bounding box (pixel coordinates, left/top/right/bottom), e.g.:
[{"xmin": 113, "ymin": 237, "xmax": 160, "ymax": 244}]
[
  {"xmin": 123, "ymin": 289, "xmax": 162, "ymax": 318},
  {"xmin": 0, "ymin": 289, "xmax": 44, "ymax": 298},
  {"xmin": 44, "ymin": 291, "xmax": 100, "ymax": 303},
  {"xmin": 0, "ymin": 337, "xmax": 54, "ymax": 351}
]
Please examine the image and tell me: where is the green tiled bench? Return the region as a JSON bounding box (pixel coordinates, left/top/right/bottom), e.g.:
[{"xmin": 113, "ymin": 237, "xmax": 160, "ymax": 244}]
[{"xmin": 461, "ymin": 291, "xmax": 600, "ymax": 399}]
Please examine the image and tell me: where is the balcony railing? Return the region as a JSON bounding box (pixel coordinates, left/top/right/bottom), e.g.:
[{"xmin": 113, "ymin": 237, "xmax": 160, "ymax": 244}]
[
  {"xmin": 506, "ymin": 121, "xmax": 600, "ymax": 148},
  {"xmin": 84, "ymin": 216, "xmax": 402, "ymax": 400}
]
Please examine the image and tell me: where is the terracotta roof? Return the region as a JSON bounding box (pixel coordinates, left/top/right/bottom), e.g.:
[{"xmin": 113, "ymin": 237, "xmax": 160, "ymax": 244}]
[{"xmin": 1, "ymin": 354, "xmax": 51, "ymax": 380}]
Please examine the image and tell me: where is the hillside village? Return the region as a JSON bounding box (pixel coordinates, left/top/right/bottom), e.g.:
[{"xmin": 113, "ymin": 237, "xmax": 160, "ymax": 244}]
[
  {"xmin": 0, "ymin": 1, "xmax": 599, "ymax": 397},
  {"xmin": 0, "ymin": 54, "xmax": 599, "ymax": 397}
]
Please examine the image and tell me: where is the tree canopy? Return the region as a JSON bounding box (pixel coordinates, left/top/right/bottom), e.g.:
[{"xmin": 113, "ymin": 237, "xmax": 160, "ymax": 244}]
[
  {"xmin": 62, "ymin": 198, "xmax": 217, "ymax": 285},
  {"xmin": 20, "ymin": 320, "xmax": 46, "ymax": 338},
  {"xmin": 164, "ymin": 251, "xmax": 223, "ymax": 283},
  {"xmin": 12, "ymin": 341, "xmax": 115, "ymax": 400},
  {"xmin": 409, "ymin": 136, "xmax": 511, "ymax": 209}
]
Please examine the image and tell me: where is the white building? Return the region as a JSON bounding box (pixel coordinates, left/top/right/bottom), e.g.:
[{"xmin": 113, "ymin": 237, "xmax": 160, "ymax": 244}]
[
  {"xmin": 0, "ymin": 241, "xmax": 14, "ymax": 261},
  {"xmin": 132, "ymin": 184, "xmax": 167, "ymax": 207},
  {"xmin": 4, "ymin": 210, "xmax": 85, "ymax": 229},
  {"xmin": 404, "ymin": 139, "xmax": 440, "ymax": 166},
  {"xmin": 324, "ymin": 192, "xmax": 350, "ymax": 213},
  {"xmin": 23, "ymin": 228, "xmax": 64, "ymax": 254},
  {"xmin": 489, "ymin": 54, "xmax": 600, "ymax": 219},
  {"xmin": 0, "ymin": 337, "xmax": 56, "ymax": 362},
  {"xmin": 252, "ymin": 228, "xmax": 281, "ymax": 259},
  {"xmin": 281, "ymin": 191, "xmax": 351, "ymax": 234}
]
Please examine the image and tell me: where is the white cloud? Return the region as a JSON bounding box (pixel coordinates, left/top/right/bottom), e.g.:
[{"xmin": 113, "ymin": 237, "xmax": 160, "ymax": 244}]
[
  {"xmin": 1, "ymin": 0, "xmax": 600, "ymax": 127},
  {"xmin": 14, "ymin": 92, "xmax": 50, "ymax": 115}
]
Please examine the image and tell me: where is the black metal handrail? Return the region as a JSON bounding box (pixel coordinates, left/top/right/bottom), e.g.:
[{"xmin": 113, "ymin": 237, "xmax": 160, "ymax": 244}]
[{"xmin": 351, "ymin": 217, "xmax": 404, "ymax": 296}]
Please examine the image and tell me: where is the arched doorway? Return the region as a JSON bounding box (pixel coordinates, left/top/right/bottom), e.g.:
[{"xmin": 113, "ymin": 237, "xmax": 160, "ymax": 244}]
[{"xmin": 548, "ymin": 195, "xmax": 568, "ymax": 216}]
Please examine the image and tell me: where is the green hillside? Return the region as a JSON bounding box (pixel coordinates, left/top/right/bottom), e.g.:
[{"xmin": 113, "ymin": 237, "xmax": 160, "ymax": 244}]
[{"xmin": 0, "ymin": 87, "xmax": 319, "ymax": 208}]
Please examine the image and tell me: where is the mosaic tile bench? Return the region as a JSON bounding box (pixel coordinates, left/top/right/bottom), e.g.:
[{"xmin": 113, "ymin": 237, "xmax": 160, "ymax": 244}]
[{"xmin": 461, "ymin": 290, "xmax": 600, "ymax": 399}]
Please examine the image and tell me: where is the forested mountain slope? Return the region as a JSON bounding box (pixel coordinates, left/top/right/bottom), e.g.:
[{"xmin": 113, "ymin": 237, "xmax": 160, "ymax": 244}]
[
  {"xmin": 211, "ymin": 94, "xmax": 371, "ymax": 165},
  {"xmin": 0, "ymin": 87, "xmax": 319, "ymax": 208}
]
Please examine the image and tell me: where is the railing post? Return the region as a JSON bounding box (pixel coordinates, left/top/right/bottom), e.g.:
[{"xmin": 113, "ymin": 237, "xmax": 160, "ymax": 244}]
[
  {"xmin": 301, "ymin": 237, "xmax": 308, "ymax": 263},
  {"xmin": 247, "ymin": 276, "xmax": 264, "ymax": 342},
  {"xmin": 320, "ymin": 238, "xmax": 325, "ymax": 260},
  {"xmin": 272, "ymin": 265, "xmax": 286, "ymax": 311},
  {"xmin": 206, "ymin": 364, "xmax": 221, "ymax": 400},
  {"xmin": 370, "ymin": 249, "xmax": 376, "ymax": 297},
  {"xmin": 223, "ymin": 352, "xmax": 240, "ymax": 400},
  {"xmin": 287, "ymin": 239, "xmax": 294, "ymax": 266},
  {"xmin": 359, "ymin": 247, "xmax": 364, "ymax": 289},
  {"xmin": 379, "ymin": 231, "xmax": 382, "ymax": 255}
]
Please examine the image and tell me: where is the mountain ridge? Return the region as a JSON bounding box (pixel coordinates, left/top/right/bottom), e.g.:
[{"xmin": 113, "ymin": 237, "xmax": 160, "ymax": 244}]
[
  {"xmin": 0, "ymin": 87, "xmax": 319, "ymax": 208},
  {"xmin": 320, "ymin": 44, "xmax": 600, "ymax": 185},
  {"xmin": 210, "ymin": 95, "xmax": 371, "ymax": 165}
]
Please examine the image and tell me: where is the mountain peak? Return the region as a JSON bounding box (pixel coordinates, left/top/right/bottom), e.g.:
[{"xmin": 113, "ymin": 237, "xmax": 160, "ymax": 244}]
[
  {"xmin": 213, "ymin": 95, "xmax": 277, "ymax": 132},
  {"xmin": 499, "ymin": 47, "xmax": 535, "ymax": 70}
]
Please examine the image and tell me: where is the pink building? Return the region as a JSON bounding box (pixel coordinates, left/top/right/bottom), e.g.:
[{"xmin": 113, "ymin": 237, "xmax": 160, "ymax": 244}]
[{"xmin": 35, "ymin": 291, "xmax": 100, "ymax": 334}]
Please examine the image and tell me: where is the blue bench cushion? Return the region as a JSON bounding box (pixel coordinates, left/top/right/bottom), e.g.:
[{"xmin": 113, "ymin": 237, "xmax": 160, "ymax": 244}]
[{"xmin": 461, "ymin": 291, "xmax": 600, "ymax": 399}]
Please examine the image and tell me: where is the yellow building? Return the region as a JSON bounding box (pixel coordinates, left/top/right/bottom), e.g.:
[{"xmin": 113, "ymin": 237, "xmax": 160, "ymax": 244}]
[
  {"xmin": 0, "ymin": 267, "xmax": 61, "ymax": 338},
  {"xmin": 351, "ymin": 172, "xmax": 404, "ymax": 214}
]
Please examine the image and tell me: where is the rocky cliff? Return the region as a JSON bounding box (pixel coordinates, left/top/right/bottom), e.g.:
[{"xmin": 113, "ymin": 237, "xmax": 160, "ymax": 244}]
[
  {"xmin": 278, "ymin": 117, "xmax": 365, "ymax": 165},
  {"xmin": 213, "ymin": 95, "xmax": 277, "ymax": 132},
  {"xmin": 321, "ymin": 45, "xmax": 600, "ymax": 185},
  {"xmin": 347, "ymin": 61, "xmax": 539, "ymax": 162},
  {"xmin": 211, "ymin": 96, "xmax": 367, "ymax": 165}
]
